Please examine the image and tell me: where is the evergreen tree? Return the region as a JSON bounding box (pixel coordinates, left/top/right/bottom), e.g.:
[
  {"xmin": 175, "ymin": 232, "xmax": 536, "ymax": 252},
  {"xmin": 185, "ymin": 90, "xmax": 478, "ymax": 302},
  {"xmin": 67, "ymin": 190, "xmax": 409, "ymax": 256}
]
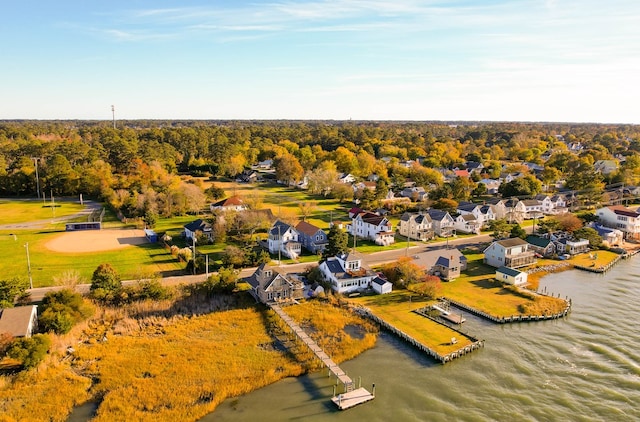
[{"xmin": 322, "ymin": 226, "xmax": 349, "ymax": 260}]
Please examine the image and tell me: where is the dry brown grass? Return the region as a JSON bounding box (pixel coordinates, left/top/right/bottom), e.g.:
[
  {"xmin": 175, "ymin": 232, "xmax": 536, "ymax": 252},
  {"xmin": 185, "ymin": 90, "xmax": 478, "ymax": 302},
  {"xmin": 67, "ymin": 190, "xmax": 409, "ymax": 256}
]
[{"xmin": 0, "ymin": 293, "xmax": 377, "ymax": 422}]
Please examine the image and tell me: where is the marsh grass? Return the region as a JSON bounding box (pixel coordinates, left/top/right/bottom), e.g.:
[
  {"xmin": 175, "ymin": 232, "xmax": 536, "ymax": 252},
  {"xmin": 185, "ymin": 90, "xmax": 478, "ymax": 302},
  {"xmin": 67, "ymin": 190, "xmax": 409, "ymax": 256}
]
[{"xmin": 0, "ymin": 292, "xmax": 377, "ymax": 422}]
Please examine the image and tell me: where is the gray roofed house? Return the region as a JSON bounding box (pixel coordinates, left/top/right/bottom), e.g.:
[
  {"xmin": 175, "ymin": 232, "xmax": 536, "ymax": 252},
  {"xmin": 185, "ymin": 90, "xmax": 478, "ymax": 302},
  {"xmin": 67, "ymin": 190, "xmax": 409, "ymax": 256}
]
[
  {"xmin": 267, "ymin": 220, "xmax": 301, "ymax": 259},
  {"xmin": 411, "ymin": 248, "xmax": 467, "ymax": 281},
  {"xmin": 484, "ymin": 237, "xmax": 537, "ymax": 268},
  {"xmin": 244, "ymin": 264, "xmax": 304, "ymax": 304},
  {"xmin": 0, "ymin": 305, "xmax": 38, "ymax": 338},
  {"xmin": 184, "ymin": 219, "xmax": 213, "ymax": 242},
  {"xmin": 318, "ymin": 251, "xmax": 378, "ymax": 294},
  {"xmin": 425, "ymin": 208, "xmax": 455, "ymax": 237},
  {"xmin": 398, "ymin": 212, "xmax": 434, "ymax": 241}
]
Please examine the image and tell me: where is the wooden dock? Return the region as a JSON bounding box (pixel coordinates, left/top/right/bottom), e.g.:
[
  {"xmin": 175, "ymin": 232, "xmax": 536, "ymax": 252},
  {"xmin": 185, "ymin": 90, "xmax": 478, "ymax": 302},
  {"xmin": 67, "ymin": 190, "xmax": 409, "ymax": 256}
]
[{"xmin": 270, "ymin": 303, "xmax": 375, "ymax": 409}]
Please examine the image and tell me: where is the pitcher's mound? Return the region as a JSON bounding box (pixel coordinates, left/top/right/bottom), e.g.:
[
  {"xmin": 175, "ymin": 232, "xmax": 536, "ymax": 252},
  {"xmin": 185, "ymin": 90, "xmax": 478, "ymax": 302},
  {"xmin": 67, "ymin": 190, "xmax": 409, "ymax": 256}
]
[{"xmin": 46, "ymin": 229, "xmax": 148, "ymax": 253}]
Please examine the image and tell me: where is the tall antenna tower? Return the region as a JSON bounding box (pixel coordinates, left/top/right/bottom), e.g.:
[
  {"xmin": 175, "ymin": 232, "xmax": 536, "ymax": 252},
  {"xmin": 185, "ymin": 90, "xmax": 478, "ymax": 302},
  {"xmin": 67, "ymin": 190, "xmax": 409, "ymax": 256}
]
[{"xmin": 111, "ymin": 105, "xmax": 116, "ymax": 129}]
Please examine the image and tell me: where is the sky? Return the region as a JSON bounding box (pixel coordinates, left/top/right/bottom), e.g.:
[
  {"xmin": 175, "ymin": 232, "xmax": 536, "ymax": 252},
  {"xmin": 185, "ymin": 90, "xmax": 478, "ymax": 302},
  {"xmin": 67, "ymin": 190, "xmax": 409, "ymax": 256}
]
[{"xmin": 1, "ymin": 0, "xmax": 639, "ymax": 123}]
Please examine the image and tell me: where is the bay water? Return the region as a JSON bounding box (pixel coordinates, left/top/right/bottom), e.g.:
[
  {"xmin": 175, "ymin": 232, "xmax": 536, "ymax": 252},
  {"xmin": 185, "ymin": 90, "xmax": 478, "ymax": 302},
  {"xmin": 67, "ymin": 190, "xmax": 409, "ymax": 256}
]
[{"xmin": 209, "ymin": 258, "xmax": 640, "ymax": 421}]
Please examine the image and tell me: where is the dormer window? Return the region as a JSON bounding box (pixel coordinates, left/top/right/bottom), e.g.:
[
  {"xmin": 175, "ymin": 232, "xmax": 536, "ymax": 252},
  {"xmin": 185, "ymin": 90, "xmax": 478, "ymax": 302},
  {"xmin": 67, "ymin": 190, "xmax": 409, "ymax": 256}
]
[
  {"xmin": 347, "ymin": 260, "xmax": 360, "ymax": 271},
  {"xmin": 264, "ymin": 270, "xmax": 272, "ymax": 278}
]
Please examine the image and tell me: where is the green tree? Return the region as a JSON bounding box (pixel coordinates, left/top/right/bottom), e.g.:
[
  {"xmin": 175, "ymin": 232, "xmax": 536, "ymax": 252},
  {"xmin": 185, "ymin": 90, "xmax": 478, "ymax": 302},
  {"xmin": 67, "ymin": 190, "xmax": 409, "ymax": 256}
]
[
  {"xmin": 573, "ymin": 227, "xmax": 603, "ymax": 248},
  {"xmin": 90, "ymin": 263, "xmax": 122, "ymax": 302},
  {"xmin": 489, "ymin": 219, "xmax": 512, "ymax": 240},
  {"xmin": 510, "ymin": 224, "xmax": 527, "ymax": 239},
  {"xmin": 7, "ymin": 334, "xmax": 51, "ymax": 370},
  {"xmin": 322, "ymin": 226, "xmax": 349, "ymax": 260},
  {"xmin": 0, "ymin": 278, "xmax": 29, "ymax": 308},
  {"xmin": 498, "ymin": 175, "xmax": 542, "ymax": 197}
]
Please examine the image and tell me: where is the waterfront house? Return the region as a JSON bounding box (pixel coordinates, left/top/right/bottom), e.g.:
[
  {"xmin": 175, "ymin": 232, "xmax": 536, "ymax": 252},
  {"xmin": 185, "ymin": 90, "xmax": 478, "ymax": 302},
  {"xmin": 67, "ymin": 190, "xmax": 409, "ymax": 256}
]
[
  {"xmin": 525, "ymin": 235, "xmax": 556, "ymax": 257},
  {"xmin": 245, "ymin": 264, "xmax": 304, "ymax": 304},
  {"xmin": 483, "ymin": 237, "xmax": 537, "ymax": 268},
  {"xmin": 411, "ymin": 248, "xmax": 467, "ymax": 281},
  {"xmin": 295, "ymin": 221, "xmax": 328, "ymax": 254},
  {"xmin": 267, "ymin": 220, "xmax": 301, "ymax": 259},
  {"xmin": 552, "ymin": 236, "xmax": 590, "ymax": 255},
  {"xmin": 596, "ymin": 205, "xmax": 640, "ymax": 240},
  {"xmin": 398, "ymin": 212, "xmax": 434, "ymax": 241},
  {"xmin": 318, "ymin": 251, "xmax": 379, "ymax": 294},
  {"xmin": 496, "ymin": 266, "xmax": 528, "ymax": 286},
  {"xmin": 590, "ymin": 223, "xmax": 624, "ymax": 247},
  {"xmin": 0, "ymin": 305, "xmax": 38, "ymax": 338}
]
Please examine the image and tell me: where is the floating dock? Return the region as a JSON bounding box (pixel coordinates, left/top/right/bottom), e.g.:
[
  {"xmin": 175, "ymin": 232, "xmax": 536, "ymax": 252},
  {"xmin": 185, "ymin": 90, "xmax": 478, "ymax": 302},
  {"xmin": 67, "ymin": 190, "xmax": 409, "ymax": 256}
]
[{"xmin": 331, "ymin": 387, "xmax": 375, "ymax": 410}]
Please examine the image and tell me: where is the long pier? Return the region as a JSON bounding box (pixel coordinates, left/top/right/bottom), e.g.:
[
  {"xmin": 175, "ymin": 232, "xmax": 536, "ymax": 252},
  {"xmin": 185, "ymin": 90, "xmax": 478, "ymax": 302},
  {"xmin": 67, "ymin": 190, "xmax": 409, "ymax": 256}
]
[{"xmin": 269, "ymin": 303, "xmax": 374, "ymax": 410}]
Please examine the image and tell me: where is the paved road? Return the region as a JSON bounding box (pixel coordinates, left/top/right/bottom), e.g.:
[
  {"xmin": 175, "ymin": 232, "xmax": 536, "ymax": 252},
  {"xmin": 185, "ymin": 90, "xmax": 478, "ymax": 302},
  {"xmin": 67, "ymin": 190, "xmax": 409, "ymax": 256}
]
[{"xmin": 26, "ymin": 232, "xmax": 502, "ymax": 302}]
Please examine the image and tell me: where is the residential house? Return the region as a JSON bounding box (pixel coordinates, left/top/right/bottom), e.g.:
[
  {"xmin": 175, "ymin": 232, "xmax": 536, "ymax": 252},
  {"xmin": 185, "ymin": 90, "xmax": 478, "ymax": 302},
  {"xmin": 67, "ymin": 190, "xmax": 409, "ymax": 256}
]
[
  {"xmin": 548, "ymin": 194, "xmax": 569, "ymax": 215},
  {"xmin": 596, "ymin": 205, "xmax": 640, "ymax": 239},
  {"xmin": 295, "ymin": 221, "xmax": 328, "ymax": 254},
  {"xmin": 555, "ymin": 238, "xmax": 590, "ymax": 255},
  {"xmin": 602, "ymin": 190, "xmax": 624, "ymax": 206},
  {"xmin": 238, "ymin": 169, "xmax": 259, "ymax": 183},
  {"xmin": 485, "ymin": 198, "xmax": 507, "ymax": 219},
  {"xmin": 257, "ymin": 159, "xmax": 273, "ymax": 169},
  {"xmin": 465, "ymin": 161, "xmax": 484, "ymax": 174},
  {"xmin": 520, "ymin": 199, "xmax": 544, "ymax": 220},
  {"xmin": 0, "ymin": 305, "xmax": 38, "ymax": 338},
  {"xmin": 210, "ymin": 196, "xmax": 247, "ymax": 212},
  {"xmin": 454, "ymin": 214, "xmax": 481, "ymax": 234},
  {"xmin": 525, "ymin": 235, "xmax": 556, "ymax": 257},
  {"xmin": 454, "ymin": 169, "xmax": 470, "ymax": 178},
  {"xmin": 456, "ymin": 202, "xmax": 496, "ymax": 227},
  {"xmin": 483, "ymin": 237, "xmax": 537, "ymax": 268},
  {"xmin": 534, "ymin": 195, "xmax": 555, "ymax": 215},
  {"xmin": 338, "ymin": 173, "xmax": 356, "ymax": 184},
  {"xmin": 496, "ymin": 266, "xmax": 528, "ymax": 286},
  {"xmin": 398, "ymin": 212, "xmax": 434, "ymax": 241},
  {"xmin": 425, "ymin": 209, "xmax": 455, "ymax": 237},
  {"xmin": 590, "ymin": 223, "xmax": 624, "ymax": 247},
  {"xmin": 594, "ymin": 159, "xmax": 619, "ymax": 175},
  {"xmin": 479, "ymin": 179, "xmax": 501, "ymax": 195},
  {"xmin": 244, "ymin": 264, "xmax": 304, "ymax": 304},
  {"xmin": 184, "ymin": 219, "xmax": 213, "ymax": 242},
  {"xmin": 319, "ymin": 251, "xmax": 379, "ymax": 294},
  {"xmin": 411, "ymin": 248, "xmax": 467, "ymax": 281},
  {"xmin": 348, "ymin": 210, "xmax": 395, "ymax": 245},
  {"xmin": 502, "ymin": 198, "xmax": 526, "ymax": 223},
  {"xmin": 267, "ymin": 220, "xmax": 301, "ymax": 259},
  {"xmin": 400, "ymin": 186, "xmax": 428, "ymax": 202}
]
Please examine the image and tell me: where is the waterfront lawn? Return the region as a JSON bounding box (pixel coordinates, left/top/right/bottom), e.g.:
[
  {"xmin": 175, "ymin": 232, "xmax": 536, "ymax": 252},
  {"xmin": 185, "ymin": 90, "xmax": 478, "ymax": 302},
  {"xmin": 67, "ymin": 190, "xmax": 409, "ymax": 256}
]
[
  {"xmin": 348, "ymin": 291, "xmax": 474, "ymax": 356},
  {"xmin": 570, "ymin": 250, "xmax": 620, "ymax": 268},
  {"xmin": 440, "ymin": 257, "xmax": 567, "ymax": 317},
  {"xmin": 0, "ymin": 199, "xmax": 85, "ymax": 225}
]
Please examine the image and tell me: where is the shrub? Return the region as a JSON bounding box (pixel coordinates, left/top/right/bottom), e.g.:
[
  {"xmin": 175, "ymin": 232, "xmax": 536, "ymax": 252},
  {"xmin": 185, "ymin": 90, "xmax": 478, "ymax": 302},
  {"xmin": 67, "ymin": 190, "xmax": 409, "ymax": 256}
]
[
  {"xmin": 7, "ymin": 334, "xmax": 51, "ymax": 369},
  {"xmin": 40, "ymin": 289, "xmax": 94, "ymax": 334},
  {"xmin": 0, "ymin": 277, "xmax": 30, "ymax": 308},
  {"xmin": 408, "ymin": 275, "xmax": 442, "ymax": 299}
]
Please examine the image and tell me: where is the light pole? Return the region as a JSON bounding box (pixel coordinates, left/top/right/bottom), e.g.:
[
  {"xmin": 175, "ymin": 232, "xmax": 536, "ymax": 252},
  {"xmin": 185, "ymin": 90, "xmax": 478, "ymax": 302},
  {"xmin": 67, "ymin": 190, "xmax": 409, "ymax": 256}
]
[{"xmin": 24, "ymin": 242, "xmax": 33, "ymax": 289}]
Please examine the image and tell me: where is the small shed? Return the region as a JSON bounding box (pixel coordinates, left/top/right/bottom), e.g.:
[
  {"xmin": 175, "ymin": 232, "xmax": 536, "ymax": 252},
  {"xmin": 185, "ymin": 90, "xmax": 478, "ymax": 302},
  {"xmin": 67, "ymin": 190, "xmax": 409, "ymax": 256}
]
[
  {"xmin": 371, "ymin": 276, "xmax": 393, "ymax": 294},
  {"xmin": 144, "ymin": 229, "xmax": 158, "ymax": 243},
  {"xmin": 496, "ymin": 266, "xmax": 528, "ymax": 286},
  {"xmin": 0, "ymin": 305, "xmax": 38, "ymax": 338}
]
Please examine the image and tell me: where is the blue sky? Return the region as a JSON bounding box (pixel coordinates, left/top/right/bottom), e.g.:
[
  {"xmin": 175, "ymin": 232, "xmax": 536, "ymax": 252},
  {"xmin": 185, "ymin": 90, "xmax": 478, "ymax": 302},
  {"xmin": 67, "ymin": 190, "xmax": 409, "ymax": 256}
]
[{"xmin": 2, "ymin": 0, "xmax": 639, "ymax": 123}]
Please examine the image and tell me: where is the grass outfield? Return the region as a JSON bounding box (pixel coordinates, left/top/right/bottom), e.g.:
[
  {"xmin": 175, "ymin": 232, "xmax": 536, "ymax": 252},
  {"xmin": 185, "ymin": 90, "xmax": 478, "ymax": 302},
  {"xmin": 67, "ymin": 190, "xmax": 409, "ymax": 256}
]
[{"xmin": 0, "ymin": 199, "xmax": 85, "ymax": 225}]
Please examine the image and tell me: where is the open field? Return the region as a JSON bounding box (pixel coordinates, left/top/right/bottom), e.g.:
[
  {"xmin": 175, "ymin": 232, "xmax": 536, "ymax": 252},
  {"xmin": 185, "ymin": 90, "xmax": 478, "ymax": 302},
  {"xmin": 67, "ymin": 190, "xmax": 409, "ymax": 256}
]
[
  {"xmin": 0, "ymin": 297, "xmax": 377, "ymax": 422},
  {"xmin": 0, "ymin": 199, "xmax": 86, "ymax": 226},
  {"xmin": 348, "ymin": 291, "xmax": 475, "ymax": 355}
]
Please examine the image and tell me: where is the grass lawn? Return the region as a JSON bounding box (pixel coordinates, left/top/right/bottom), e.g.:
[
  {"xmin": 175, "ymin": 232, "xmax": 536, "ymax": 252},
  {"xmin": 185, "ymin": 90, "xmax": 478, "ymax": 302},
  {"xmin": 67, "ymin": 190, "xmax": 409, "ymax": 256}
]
[
  {"xmin": 440, "ymin": 255, "xmax": 567, "ymax": 317},
  {"xmin": 0, "ymin": 199, "xmax": 85, "ymax": 225},
  {"xmin": 569, "ymin": 250, "xmax": 620, "ymax": 268},
  {"xmin": 348, "ymin": 291, "xmax": 475, "ymax": 356}
]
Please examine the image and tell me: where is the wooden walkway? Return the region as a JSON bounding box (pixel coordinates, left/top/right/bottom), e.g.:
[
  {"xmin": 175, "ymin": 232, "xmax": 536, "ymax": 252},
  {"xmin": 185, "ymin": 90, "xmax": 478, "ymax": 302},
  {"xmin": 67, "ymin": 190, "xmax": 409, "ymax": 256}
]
[{"xmin": 270, "ymin": 303, "xmax": 374, "ymax": 409}]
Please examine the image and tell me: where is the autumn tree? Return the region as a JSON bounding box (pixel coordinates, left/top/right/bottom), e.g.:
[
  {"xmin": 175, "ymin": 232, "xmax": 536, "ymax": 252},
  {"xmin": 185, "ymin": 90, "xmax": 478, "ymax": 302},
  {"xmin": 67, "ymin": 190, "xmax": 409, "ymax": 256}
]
[
  {"xmin": 555, "ymin": 213, "xmax": 583, "ymax": 233},
  {"xmin": 274, "ymin": 153, "xmax": 304, "ymax": 186}
]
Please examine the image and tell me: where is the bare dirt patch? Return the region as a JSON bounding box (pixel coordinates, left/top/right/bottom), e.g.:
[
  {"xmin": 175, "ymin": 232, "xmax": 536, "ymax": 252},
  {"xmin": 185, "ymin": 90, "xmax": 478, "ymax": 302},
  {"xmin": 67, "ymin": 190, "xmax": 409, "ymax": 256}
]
[{"xmin": 45, "ymin": 229, "xmax": 147, "ymax": 253}]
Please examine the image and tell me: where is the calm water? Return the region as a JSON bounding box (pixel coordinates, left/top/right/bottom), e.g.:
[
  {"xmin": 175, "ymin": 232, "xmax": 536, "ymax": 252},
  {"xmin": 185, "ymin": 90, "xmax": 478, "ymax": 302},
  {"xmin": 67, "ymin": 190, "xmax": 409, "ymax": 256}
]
[{"xmin": 209, "ymin": 258, "xmax": 640, "ymax": 421}]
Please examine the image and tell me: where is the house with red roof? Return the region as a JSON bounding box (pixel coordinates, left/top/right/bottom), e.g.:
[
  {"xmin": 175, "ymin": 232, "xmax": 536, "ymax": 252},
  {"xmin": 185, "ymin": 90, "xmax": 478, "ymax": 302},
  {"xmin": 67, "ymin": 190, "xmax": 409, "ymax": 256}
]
[
  {"xmin": 347, "ymin": 210, "xmax": 395, "ymax": 246},
  {"xmin": 596, "ymin": 205, "xmax": 640, "ymax": 239}
]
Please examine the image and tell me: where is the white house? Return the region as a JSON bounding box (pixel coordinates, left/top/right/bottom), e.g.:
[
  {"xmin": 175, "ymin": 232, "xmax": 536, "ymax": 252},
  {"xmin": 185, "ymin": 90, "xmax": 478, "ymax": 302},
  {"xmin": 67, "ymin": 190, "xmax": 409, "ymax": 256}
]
[
  {"xmin": 454, "ymin": 214, "xmax": 481, "ymax": 234},
  {"xmin": 210, "ymin": 196, "xmax": 247, "ymax": 212},
  {"xmin": 496, "ymin": 266, "xmax": 528, "ymax": 286},
  {"xmin": 596, "ymin": 205, "xmax": 640, "ymax": 240},
  {"xmin": 338, "ymin": 173, "xmax": 357, "ymax": 184},
  {"xmin": 594, "ymin": 159, "xmax": 619, "ymax": 175},
  {"xmin": 456, "ymin": 203, "xmax": 496, "ymax": 227},
  {"xmin": 520, "ymin": 199, "xmax": 544, "ymax": 220},
  {"xmin": 184, "ymin": 219, "xmax": 213, "ymax": 242},
  {"xmin": 591, "ymin": 223, "xmax": 624, "ymax": 247},
  {"xmin": 348, "ymin": 210, "xmax": 395, "ymax": 245},
  {"xmin": 0, "ymin": 305, "xmax": 38, "ymax": 338},
  {"xmin": 319, "ymin": 251, "xmax": 379, "ymax": 294},
  {"xmin": 268, "ymin": 220, "xmax": 301, "ymax": 259},
  {"xmin": 398, "ymin": 212, "xmax": 434, "ymax": 241},
  {"xmin": 484, "ymin": 238, "xmax": 537, "ymax": 268}
]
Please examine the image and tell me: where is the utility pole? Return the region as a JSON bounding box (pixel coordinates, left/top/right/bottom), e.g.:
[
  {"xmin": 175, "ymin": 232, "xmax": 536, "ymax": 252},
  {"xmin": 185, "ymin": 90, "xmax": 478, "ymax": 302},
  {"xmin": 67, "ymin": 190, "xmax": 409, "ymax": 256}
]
[
  {"xmin": 278, "ymin": 224, "xmax": 282, "ymax": 266},
  {"xmin": 25, "ymin": 242, "xmax": 33, "ymax": 289},
  {"xmin": 31, "ymin": 157, "xmax": 40, "ymax": 199},
  {"xmin": 111, "ymin": 105, "xmax": 116, "ymax": 129}
]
